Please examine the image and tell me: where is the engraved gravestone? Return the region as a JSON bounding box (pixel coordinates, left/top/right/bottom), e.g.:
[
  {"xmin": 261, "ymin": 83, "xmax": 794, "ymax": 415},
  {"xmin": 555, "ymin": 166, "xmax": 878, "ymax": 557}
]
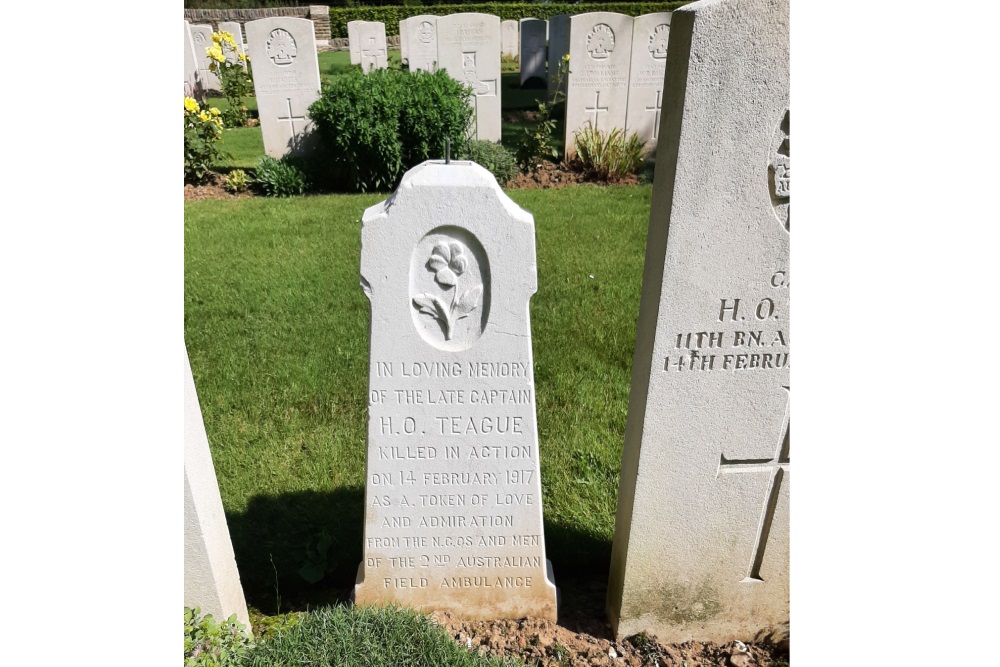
[
  {"xmin": 189, "ymin": 24, "xmax": 222, "ymax": 92},
  {"xmin": 501, "ymin": 20, "xmax": 518, "ymax": 58},
  {"xmin": 348, "ymin": 20, "xmax": 366, "ymax": 65},
  {"xmin": 519, "ymin": 19, "xmax": 547, "ymax": 87},
  {"xmin": 564, "ymin": 13, "xmax": 634, "ymax": 157},
  {"xmin": 185, "ymin": 348, "xmax": 251, "ymax": 631},
  {"xmin": 358, "ymin": 21, "xmax": 389, "ymax": 72},
  {"xmin": 546, "ymin": 15, "xmax": 570, "ymax": 99},
  {"xmin": 184, "ymin": 21, "xmax": 202, "ymax": 98},
  {"xmin": 400, "ymin": 19, "xmax": 409, "ymax": 63},
  {"xmin": 606, "ymin": 0, "xmax": 790, "ymax": 643},
  {"xmin": 436, "ymin": 14, "xmax": 502, "ymax": 143},
  {"xmin": 624, "ymin": 13, "xmax": 671, "ymax": 152},
  {"xmin": 354, "ymin": 160, "xmax": 558, "ymax": 622},
  {"xmin": 245, "ymin": 17, "xmax": 322, "ymax": 158},
  {"xmin": 406, "ymin": 15, "xmax": 439, "ymax": 72},
  {"xmin": 219, "ymin": 21, "xmax": 248, "ymax": 70}
]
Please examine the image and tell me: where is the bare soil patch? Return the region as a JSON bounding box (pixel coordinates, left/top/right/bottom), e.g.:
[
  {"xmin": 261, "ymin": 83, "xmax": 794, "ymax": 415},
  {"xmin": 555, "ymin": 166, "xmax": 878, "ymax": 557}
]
[
  {"xmin": 184, "ymin": 172, "xmax": 253, "ymax": 202},
  {"xmin": 508, "ymin": 160, "xmax": 640, "ymax": 190}
]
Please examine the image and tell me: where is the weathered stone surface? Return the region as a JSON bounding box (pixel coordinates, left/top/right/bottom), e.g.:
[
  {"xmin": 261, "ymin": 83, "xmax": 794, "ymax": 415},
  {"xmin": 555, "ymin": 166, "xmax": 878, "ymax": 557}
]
[
  {"xmin": 355, "ymin": 160, "xmax": 558, "ymax": 622},
  {"xmin": 184, "ymin": 349, "xmax": 250, "ymax": 631},
  {"xmin": 400, "ymin": 19, "xmax": 409, "ymax": 62},
  {"xmin": 607, "ymin": 0, "xmax": 790, "ymax": 644},
  {"xmin": 245, "ymin": 17, "xmax": 321, "ymax": 158},
  {"xmin": 501, "ymin": 20, "xmax": 519, "ymax": 58},
  {"xmin": 564, "ymin": 13, "xmax": 633, "ymax": 156},
  {"xmin": 189, "ymin": 23, "xmax": 223, "ymax": 92},
  {"xmin": 219, "ymin": 21, "xmax": 248, "ymax": 69},
  {"xmin": 405, "ymin": 15, "xmax": 440, "ymax": 72},
  {"xmin": 519, "ymin": 18, "xmax": 547, "ymax": 86},
  {"xmin": 358, "ymin": 21, "xmax": 388, "ymax": 72},
  {"xmin": 436, "ymin": 14, "xmax": 502, "ymax": 142},
  {"xmin": 546, "ymin": 15, "xmax": 570, "ymax": 99},
  {"xmin": 184, "ymin": 21, "xmax": 202, "ymax": 98},
  {"xmin": 347, "ymin": 20, "xmax": 365, "ymax": 64},
  {"xmin": 624, "ymin": 13, "xmax": 671, "ymax": 152}
]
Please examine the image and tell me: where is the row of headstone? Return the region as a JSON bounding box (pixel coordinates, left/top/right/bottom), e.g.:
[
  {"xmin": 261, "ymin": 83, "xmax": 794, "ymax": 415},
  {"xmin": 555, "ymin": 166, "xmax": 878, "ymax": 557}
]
[
  {"xmin": 562, "ymin": 12, "xmax": 672, "ymax": 155},
  {"xmin": 352, "ymin": 0, "xmax": 790, "ymax": 642},
  {"xmin": 519, "ymin": 18, "xmax": 547, "ymax": 87},
  {"xmin": 187, "ymin": 0, "xmax": 789, "ymax": 645},
  {"xmin": 348, "ymin": 21, "xmax": 389, "ymax": 72}
]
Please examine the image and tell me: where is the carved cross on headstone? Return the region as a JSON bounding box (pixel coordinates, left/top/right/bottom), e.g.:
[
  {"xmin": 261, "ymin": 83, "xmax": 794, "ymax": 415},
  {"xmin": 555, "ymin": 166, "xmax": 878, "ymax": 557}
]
[
  {"xmin": 362, "ymin": 36, "xmax": 385, "ymax": 71},
  {"xmin": 585, "ymin": 91, "xmax": 609, "ymax": 130},
  {"xmin": 276, "ymin": 97, "xmax": 307, "ymax": 147},
  {"xmin": 645, "ymin": 90, "xmax": 662, "ymax": 139},
  {"xmin": 717, "ymin": 386, "xmax": 790, "ymax": 583}
]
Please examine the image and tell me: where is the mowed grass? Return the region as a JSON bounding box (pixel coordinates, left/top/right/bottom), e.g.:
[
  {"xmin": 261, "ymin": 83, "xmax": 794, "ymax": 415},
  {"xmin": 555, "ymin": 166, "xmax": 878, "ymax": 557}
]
[{"xmin": 185, "ymin": 184, "xmax": 651, "ymax": 612}]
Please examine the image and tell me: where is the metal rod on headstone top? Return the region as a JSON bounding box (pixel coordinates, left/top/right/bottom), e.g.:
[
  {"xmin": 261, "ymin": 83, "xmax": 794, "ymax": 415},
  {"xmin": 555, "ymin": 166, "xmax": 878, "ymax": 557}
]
[{"xmin": 445, "ymin": 138, "xmax": 451, "ymax": 164}]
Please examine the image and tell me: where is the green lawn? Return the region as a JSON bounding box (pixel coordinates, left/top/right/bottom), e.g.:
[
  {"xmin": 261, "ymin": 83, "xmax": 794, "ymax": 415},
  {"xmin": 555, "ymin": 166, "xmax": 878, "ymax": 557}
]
[
  {"xmin": 206, "ymin": 52, "xmax": 551, "ymax": 170},
  {"xmin": 185, "ymin": 184, "xmax": 651, "ymax": 613}
]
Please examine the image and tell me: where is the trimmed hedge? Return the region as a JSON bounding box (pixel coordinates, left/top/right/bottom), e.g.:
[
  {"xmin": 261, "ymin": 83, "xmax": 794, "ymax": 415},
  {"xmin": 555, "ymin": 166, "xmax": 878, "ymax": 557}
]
[{"xmin": 330, "ymin": 3, "xmax": 690, "ymax": 37}]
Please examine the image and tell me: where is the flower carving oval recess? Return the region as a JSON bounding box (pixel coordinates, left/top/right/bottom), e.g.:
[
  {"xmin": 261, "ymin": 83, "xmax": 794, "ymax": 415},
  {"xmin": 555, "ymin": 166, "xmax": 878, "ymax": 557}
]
[{"xmin": 410, "ymin": 227, "xmax": 490, "ymax": 351}]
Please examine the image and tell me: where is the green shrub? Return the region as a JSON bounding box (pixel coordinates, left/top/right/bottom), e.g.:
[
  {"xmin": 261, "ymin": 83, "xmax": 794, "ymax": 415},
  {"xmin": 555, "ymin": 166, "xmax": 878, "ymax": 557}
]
[
  {"xmin": 461, "ymin": 140, "xmax": 518, "ymax": 187},
  {"xmin": 309, "ymin": 68, "xmax": 473, "ymax": 192},
  {"xmin": 328, "ymin": 3, "xmax": 690, "ymax": 37},
  {"xmin": 184, "ymin": 97, "xmax": 224, "ymax": 184},
  {"xmin": 252, "ymin": 156, "xmax": 307, "ymax": 197},
  {"xmin": 572, "ymin": 124, "xmax": 648, "ymax": 182},
  {"xmin": 225, "ymin": 169, "xmax": 249, "ymax": 193},
  {"xmin": 184, "ymin": 607, "xmax": 252, "ymax": 667}
]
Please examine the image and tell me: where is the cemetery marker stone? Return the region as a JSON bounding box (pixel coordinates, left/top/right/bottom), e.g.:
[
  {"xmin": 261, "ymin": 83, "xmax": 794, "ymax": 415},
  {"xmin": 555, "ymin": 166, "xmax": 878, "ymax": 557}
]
[
  {"xmin": 606, "ymin": 0, "xmax": 790, "ymax": 644},
  {"xmin": 358, "ymin": 22, "xmax": 389, "ymax": 72},
  {"xmin": 348, "ymin": 20, "xmax": 365, "ymax": 65},
  {"xmin": 189, "ymin": 24, "xmax": 222, "ymax": 92},
  {"xmin": 400, "ymin": 19, "xmax": 409, "ymax": 63},
  {"xmin": 246, "ymin": 17, "xmax": 322, "ymax": 158},
  {"xmin": 184, "ymin": 21, "xmax": 201, "ymax": 98},
  {"xmin": 354, "ymin": 160, "xmax": 558, "ymax": 622},
  {"xmin": 624, "ymin": 13, "xmax": 671, "ymax": 151},
  {"xmin": 519, "ymin": 19, "xmax": 547, "ymax": 87},
  {"xmin": 184, "ymin": 349, "xmax": 251, "ymax": 631},
  {"xmin": 437, "ymin": 14, "xmax": 502, "ymax": 142},
  {"xmin": 219, "ymin": 21, "xmax": 248, "ymax": 70},
  {"xmin": 406, "ymin": 15, "xmax": 440, "ymax": 72},
  {"xmin": 501, "ymin": 20, "xmax": 518, "ymax": 58},
  {"xmin": 564, "ymin": 13, "xmax": 633, "ymax": 156},
  {"xmin": 546, "ymin": 15, "xmax": 570, "ymax": 99}
]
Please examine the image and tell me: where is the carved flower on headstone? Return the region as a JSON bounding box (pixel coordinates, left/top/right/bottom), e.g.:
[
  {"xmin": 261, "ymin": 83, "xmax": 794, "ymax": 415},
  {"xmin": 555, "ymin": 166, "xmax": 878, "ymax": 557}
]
[{"xmin": 413, "ymin": 241, "xmax": 483, "ymax": 341}]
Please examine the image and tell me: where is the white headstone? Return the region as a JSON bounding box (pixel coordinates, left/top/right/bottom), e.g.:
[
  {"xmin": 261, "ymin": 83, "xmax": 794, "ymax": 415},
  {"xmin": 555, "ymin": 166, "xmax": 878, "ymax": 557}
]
[
  {"xmin": 189, "ymin": 24, "xmax": 222, "ymax": 92},
  {"xmin": 219, "ymin": 21, "xmax": 248, "ymax": 70},
  {"xmin": 358, "ymin": 21, "xmax": 389, "ymax": 72},
  {"xmin": 245, "ymin": 18, "xmax": 322, "ymax": 158},
  {"xmin": 184, "ymin": 21, "xmax": 202, "ymax": 99},
  {"xmin": 607, "ymin": 0, "xmax": 790, "ymax": 644},
  {"xmin": 354, "ymin": 160, "xmax": 558, "ymax": 622},
  {"xmin": 406, "ymin": 15, "xmax": 440, "ymax": 72},
  {"xmin": 501, "ymin": 20, "xmax": 519, "ymax": 58},
  {"xmin": 399, "ymin": 19, "xmax": 409, "ymax": 63},
  {"xmin": 436, "ymin": 14, "xmax": 502, "ymax": 143},
  {"xmin": 564, "ymin": 13, "xmax": 634, "ymax": 157},
  {"xmin": 184, "ymin": 349, "xmax": 251, "ymax": 631},
  {"xmin": 624, "ymin": 13, "xmax": 671, "ymax": 152},
  {"xmin": 348, "ymin": 20, "xmax": 365, "ymax": 65},
  {"xmin": 519, "ymin": 18, "xmax": 547, "ymax": 87},
  {"xmin": 546, "ymin": 15, "xmax": 570, "ymax": 100}
]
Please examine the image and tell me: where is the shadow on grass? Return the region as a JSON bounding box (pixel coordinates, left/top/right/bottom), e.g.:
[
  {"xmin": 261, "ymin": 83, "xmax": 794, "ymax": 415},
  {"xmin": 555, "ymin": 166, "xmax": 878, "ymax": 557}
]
[{"xmin": 227, "ymin": 489, "xmax": 613, "ymax": 625}]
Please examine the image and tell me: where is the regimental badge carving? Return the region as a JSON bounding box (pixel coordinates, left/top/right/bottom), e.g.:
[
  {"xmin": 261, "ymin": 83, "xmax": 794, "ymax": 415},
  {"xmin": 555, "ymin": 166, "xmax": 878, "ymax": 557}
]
[
  {"xmin": 648, "ymin": 24, "xmax": 669, "ymax": 59},
  {"xmin": 768, "ymin": 109, "xmax": 790, "ymax": 231},
  {"xmin": 462, "ymin": 53, "xmax": 490, "ymax": 95},
  {"xmin": 410, "ymin": 228, "xmax": 490, "ymax": 350},
  {"xmin": 193, "ymin": 31, "xmax": 207, "ymax": 45},
  {"xmin": 586, "ymin": 24, "xmax": 616, "ymax": 60},
  {"xmin": 418, "ymin": 21, "xmax": 435, "ymax": 44},
  {"xmin": 267, "ymin": 28, "xmax": 297, "ymax": 66}
]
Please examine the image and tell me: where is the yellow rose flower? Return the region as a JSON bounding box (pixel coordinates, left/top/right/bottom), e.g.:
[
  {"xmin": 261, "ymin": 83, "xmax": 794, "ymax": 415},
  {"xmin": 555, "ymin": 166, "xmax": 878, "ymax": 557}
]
[
  {"xmin": 184, "ymin": 97, "xmax": 199, "ymax": 113},
  {"xmin": 210, "ymin": 107, "xmax": 221, "ymax": 116},
  {"xmin": 211, "ymin": 32, "xmax": 221, "ymax": 44},
  {"xmin": 238, "ymin": 52, "xmax": 247, "ymax": 61},
  {"xmin": 199, "ymin": 111, "xmax": 210, "ymax": 122},
  {"xmin": 220, "ymin": 31, "xmax": 236, "ymax": 48},
  {"xmin": 563, "ymin": 54, "xmax": 570, "ymax": 62},
  {"xmin": 206, "ymin": 45, "xmax": 225, "ymax": 63}
]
